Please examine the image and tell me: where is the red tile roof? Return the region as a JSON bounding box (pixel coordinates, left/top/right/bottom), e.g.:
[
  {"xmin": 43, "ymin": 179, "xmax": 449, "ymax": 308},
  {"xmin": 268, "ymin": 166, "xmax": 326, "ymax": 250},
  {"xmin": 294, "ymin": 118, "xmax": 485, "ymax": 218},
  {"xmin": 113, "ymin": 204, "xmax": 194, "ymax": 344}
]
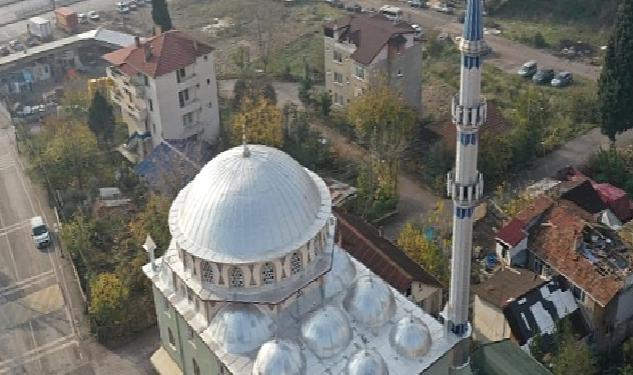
[
  {"xmin": 103, "ymin": 30, "xmax": 213, "ymax": 78},
  {"xmin": 325, "ymin": 14, "xmax": 415, "ymax": 65},
  {"xmin": 530, "ymin": 201, "xmax": 622, "ymax": 306},
  {"xmin": 55, "ymin": 7, "xmax": 75, "ymax": 16},
  {"xmin": 496, "ymin": 218, "xmax": 526, "ymax": 247},
  {"xmin": 516, "ymin": 195, "xmax": 554, "ymax": 225},
  {"xmin": 334, "ymin": 208, "xmax": 443, "ymax": 291}
]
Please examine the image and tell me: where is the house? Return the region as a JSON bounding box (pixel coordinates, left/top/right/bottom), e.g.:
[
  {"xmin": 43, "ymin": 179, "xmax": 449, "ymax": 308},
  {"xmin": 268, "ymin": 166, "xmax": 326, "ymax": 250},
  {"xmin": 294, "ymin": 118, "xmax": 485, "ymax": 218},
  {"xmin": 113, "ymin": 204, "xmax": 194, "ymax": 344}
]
[
  {"xmin": 470, "ymin": 340, "xmax": 551, "ymax": 375},
  {"xmin": 103, "ymin": 30, "xmax": 220, "ymax": 162},
  {"xmin": 334, "ymin": 208, "xmax": 444, "ymax": 316},
  {"xmin": 323, "ymin": 14, "xmax": 422, "ymax": 111},
  {"xmin": 472, "ymin": 268, "xmax": 585, "ymax": 346}
]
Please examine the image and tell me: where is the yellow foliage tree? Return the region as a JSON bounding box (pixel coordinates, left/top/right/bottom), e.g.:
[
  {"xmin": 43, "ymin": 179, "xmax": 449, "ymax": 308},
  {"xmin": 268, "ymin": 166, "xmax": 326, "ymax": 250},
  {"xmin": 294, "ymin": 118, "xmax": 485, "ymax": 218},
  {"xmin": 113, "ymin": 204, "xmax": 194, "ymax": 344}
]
[
  {"xmin": 230, "ymin": 96, "xmax": 283, "ymax": 147},
  {"xmin": 397, "ymin": 222, "xmax": 449, "ymax": 285},
  {"xmin": 89, "ymin": 273, "xmax": 129, "ymax": 326}
]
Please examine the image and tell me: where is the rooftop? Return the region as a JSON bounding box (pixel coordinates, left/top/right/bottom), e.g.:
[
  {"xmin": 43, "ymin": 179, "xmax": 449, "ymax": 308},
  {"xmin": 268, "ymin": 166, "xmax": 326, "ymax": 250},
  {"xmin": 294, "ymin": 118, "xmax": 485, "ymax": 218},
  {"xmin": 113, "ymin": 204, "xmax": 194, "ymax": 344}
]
[
  {"xmin": 471, "ymin": 340, "xmax": 551, "ymax": 375},
  {"xmin": 335, "ymin": 208, "xmax": 443, "ymax": 291},
  {"xmin": 516, "ymin": 195, "xmax": 555, "ymax": 224},
  {"xmin": 496, "ymin": 218, "xmax": 526, "ymax": 247},
  {"xmin": 473, "ymin": 269, "xmax": 545, "ymax": 308},
  {"xmin": 530, "ymin": 200, "xmax": 630, "ymax": 306},
  {"xmin": 324, "ymin": 14, "xmax": 415, "ymax": 65},
  {"xmin": 103, "ymin": 30, "xmax": 213, "ymax": 78}
]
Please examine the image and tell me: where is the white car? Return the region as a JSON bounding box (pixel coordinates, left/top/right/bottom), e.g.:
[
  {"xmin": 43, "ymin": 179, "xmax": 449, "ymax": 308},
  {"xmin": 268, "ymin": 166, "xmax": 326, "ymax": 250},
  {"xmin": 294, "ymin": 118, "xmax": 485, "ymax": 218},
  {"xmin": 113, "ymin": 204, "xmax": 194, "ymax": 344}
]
[
  {"xmin": 78, "ymin": 13, "xmax": 88, "ymax": 24},
  {"xmin": 88, "ymin": 11, "xmax": 100, "ymax": 21}
]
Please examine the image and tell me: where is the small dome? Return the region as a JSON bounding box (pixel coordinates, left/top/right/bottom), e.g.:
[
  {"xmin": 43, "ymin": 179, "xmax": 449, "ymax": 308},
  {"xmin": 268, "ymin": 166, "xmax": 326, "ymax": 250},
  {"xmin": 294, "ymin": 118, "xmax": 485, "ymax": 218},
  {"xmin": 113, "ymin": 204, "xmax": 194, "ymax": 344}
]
[
  {"xmin": 252, "ymin": 339, "xmax": 305, "ymax": 375},
  {"xmin": 344, "ymin": 276, "xmax": 395, "ymax": 328},
  {"xmin": 169, "ymin": 145, "xmax": 331, "ymax": 263},
  {"xmin": 390, "ymin": 316, "xmax": 432, "ymax": 358},
  {"xmin": 346, "ymin": 348, "xmax": 389, "ymax": 375},
  {"xmin": 207, "ymin": 303, "xmax": 275, "ymax": 354},
  {"xmin": 323, "ymin": 247, "xmax": 357, "ymax": 299},
  {"xmin": 301, "ymin": 305, "xmax": 352, "ymax": 358}
]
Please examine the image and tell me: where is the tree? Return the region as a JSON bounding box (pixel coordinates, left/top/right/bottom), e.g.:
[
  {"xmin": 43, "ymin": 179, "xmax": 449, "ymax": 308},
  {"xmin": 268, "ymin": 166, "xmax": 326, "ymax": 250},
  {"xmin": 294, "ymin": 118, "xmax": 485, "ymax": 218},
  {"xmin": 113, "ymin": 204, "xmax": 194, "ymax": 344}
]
[
  {"xmin": 532, "ymin": 32, "xmax": 546, "ymax": 48},
  {"xmin": 39, "ymin": 119, "xmax": 102, "ymax": 190},
  {"xmin": 87, "ymin": 91, "xmax": 115, "ymax": 147},
  {"xmin": 129, "ymin": 194, "xmax": 171, "ymax": 254},
  {"xmin": 60, "ymin": 214, "xmax": 94, "ymax": 272},
  {"xmin": 551, "ymin": 336, "xmax": 596, "ymax": 375},
  {"xmin": 316, "ymin": 92, "xmax": 332, "ymax": 117},
  {"xmin": 230, "ymin": 97, "xmax": 283, "ymax": 147},
  {"xmin": 151, "ymin": 0, "xmax": 173, "ymax": 33},
  {"xmin": 397, "ymin": 222, "xmax": 449, "ymax": 284},
  {"xmin": 598, "ymin": 0, "xmax": 633, "ymax": 142},
  {"xmin": 89, "ymin": 273, "xmax": 129, "ymax": 326}
]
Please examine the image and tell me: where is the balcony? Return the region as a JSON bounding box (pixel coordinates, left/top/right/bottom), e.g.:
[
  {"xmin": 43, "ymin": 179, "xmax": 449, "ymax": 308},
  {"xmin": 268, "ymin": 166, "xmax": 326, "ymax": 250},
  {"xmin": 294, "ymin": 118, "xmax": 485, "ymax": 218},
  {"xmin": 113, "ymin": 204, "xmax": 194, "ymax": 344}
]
[
  {"xmin": 179, "ymin": 98, "xmax": 201, "ymax": 113},
  {"xmin": 177, "ymin": 73, "xmax": 198, "ymax": 88},
  {"xmin": 183, "ymin": 121, "xmax": 203, "ymax": 137}
]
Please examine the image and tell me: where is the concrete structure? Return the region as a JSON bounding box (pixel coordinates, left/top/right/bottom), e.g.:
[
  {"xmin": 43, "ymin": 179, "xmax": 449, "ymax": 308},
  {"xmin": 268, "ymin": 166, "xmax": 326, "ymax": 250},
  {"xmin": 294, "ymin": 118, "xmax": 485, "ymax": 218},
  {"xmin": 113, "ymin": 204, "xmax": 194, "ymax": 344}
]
[
  {"xmin": 143, "ymin": 145, "xmax": 464, "ymax": 374},
  {"xmin": 103, "ymin": 30, "xmax": 220, "ymax": 161},
  {"xmin": 323, "ymin": 14, "xmax": 422, "ymax": 111},
  {"xmin": 445, "ymin": 0, "xmax": 486, "ymax": 368}
]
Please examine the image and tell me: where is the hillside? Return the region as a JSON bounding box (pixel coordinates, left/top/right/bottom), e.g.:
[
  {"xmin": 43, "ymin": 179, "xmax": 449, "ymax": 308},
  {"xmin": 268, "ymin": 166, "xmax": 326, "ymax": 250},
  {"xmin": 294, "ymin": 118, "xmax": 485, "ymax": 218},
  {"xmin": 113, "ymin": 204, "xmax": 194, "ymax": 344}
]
[{"xmin": 488, "ymin": 0, "xmax": 619, "ymax": 27}]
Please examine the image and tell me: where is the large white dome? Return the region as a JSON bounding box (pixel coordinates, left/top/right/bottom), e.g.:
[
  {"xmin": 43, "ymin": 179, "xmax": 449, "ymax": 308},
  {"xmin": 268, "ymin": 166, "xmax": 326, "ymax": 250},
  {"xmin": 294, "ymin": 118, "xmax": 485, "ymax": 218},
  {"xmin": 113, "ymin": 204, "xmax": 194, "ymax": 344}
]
[{"xmin": 169, "ymin": 145, "xmax": 331, "ymax": 263}]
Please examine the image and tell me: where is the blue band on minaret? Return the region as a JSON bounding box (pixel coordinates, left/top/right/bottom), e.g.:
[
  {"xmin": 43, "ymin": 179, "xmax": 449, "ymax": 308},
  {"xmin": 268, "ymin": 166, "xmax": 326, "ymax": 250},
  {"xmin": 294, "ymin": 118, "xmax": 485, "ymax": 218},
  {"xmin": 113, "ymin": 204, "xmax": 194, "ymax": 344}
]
[
  {"xmin": 463, "ymin": 56, "xmax": 481, "ymax": 69},
  {"xmin": 463, "ymin": 0, "xmax": 483, "ymax": 42}
]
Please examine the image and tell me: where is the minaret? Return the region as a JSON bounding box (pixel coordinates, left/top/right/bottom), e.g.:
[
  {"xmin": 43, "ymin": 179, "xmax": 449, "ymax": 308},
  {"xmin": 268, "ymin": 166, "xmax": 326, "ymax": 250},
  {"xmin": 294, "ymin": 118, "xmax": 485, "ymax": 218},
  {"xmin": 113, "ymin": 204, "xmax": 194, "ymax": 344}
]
[{"xmin": 446, "ymin": 0, "xmax": 486, "ymax": 368}]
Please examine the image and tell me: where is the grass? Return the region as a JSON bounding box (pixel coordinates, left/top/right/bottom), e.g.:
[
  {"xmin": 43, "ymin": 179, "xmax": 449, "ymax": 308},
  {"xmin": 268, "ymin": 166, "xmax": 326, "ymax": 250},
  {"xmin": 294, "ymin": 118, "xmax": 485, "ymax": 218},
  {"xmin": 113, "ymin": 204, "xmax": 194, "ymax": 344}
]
[{"xmin": 261, "ymin": 31, "xmax": 325, "ymax": 79}]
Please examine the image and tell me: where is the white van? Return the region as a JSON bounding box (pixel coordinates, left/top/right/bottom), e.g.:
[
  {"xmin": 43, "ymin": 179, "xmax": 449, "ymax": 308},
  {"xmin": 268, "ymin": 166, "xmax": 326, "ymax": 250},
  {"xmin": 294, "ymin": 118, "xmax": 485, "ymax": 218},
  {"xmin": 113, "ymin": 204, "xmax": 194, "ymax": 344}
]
[
  {"xmin": 31, "ymin": 216, "xmax": 50, "ymax": 248},
  {"xmin": 379, "ymin": 5, "xmax": 403, "ymax": 22}
]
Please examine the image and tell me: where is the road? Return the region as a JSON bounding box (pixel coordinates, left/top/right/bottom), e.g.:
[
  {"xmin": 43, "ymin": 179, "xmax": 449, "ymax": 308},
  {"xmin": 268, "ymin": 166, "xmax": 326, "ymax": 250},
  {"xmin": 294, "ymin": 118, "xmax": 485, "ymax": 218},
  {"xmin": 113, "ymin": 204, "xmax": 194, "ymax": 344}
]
[{"xmin": 0, "ymin": 123, "xmax": 85, "ymax": 373}]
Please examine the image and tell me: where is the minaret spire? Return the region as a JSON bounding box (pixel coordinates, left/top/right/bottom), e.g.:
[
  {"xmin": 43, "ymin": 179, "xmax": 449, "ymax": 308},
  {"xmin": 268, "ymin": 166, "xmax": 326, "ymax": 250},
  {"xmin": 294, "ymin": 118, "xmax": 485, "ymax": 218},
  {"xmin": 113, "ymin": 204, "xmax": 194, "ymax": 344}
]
[{"xmin": 446, "ymin": 0, "xmax": 486, "ymax": 369}]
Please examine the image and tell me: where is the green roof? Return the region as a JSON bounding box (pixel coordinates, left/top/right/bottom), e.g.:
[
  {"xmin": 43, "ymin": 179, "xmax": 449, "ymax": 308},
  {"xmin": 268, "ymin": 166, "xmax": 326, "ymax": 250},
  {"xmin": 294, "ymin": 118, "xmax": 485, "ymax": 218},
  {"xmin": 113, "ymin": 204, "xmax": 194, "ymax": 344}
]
[{"xmin": 471, "ymin": 340, "xmax": 551, "ymax": 375}]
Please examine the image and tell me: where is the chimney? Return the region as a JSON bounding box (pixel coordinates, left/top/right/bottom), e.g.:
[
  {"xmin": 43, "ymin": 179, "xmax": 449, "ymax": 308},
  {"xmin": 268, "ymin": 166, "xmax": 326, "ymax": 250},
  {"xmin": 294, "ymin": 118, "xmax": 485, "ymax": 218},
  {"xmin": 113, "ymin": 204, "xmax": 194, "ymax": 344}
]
[
  {"xmin": 134, "ymin": 36, "xmax": 141, "ymax": 48},
  {"xmin": 193, "ymin": 40, "xmax": 198, "ymax": 52},
  {"xmin": 144, "ymin": 44, "xmax": 153, "ymax": 62}
]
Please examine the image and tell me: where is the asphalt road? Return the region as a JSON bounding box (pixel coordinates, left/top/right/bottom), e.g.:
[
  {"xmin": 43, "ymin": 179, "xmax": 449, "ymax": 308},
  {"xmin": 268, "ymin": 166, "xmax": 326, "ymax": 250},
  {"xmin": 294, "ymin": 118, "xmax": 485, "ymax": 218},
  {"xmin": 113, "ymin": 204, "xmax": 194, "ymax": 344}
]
[{"xmin": 0, "ymin": 125, "xmax": 86, "ymax": 374}]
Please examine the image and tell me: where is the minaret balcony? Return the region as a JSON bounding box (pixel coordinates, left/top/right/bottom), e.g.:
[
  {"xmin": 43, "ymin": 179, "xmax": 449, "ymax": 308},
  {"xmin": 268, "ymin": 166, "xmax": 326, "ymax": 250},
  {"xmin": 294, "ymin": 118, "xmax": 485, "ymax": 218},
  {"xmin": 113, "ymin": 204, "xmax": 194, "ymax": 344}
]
[
  {"xmin": 452, "ymin": 95, "xmax": 487, "ymax": 130},
  {"xmin": 446, "ymin": 171, "xmax": 484, "ymax": 205},
  {"xmin": 459, "ymin": 39, "xmax": 488, "ymax": 56}
]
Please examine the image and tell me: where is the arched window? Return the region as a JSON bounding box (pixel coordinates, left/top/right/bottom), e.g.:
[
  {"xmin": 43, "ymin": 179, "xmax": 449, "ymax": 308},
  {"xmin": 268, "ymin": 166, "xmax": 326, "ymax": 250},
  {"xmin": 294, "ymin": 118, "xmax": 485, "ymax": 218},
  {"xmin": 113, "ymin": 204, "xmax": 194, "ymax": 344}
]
[
  {"xmin": 201, "ymin": 261, "xmax": 214, "ymax": 283},
  {"xmin": 193, "ymin": 358, "xmax": 201, "ymax": 375},
  {"xmin": 229, "ymin": 267, "xmax": 245, "ymax": 288},
  {"xmin": 261, "ymin": 263, "xmax": 275, "ymax": 285},
  {"xmin": 290, "ymin": 252, "xmax": 303, "ymax": 275}
]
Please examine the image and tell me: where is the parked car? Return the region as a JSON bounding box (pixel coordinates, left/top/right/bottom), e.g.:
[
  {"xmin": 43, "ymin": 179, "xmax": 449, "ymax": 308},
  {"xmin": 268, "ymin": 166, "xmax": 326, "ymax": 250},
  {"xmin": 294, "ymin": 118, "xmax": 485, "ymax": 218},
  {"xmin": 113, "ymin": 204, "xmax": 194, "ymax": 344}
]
[
  {"xmin": 9, "ymin": 40, "xmax": 24, "ymax": 51},
  {"xmin": 409, "ymin": 0, "xmax": 426, "ymax": 8},
  {"xmin": 346, "ymin": 3, "xmax": 362, "ymax": 12},
  {"xmin": 517, "ymin": 60, "xmax": 537, "ymax": 78},
  {"xmin": 88, "ymin": 11, "xmax": 100, "ymax": 21},
  {"xmin": 136, "ymin": 0, "xmax": 146, "ymax": 6},
  {"xmin": 31, "ymin": 216, "xmax": 50, "ymax": 248},
  {"xmin": 551, "ymin": 71, "xmax": 573, "ymax": 87},
  {"xmin": 436, "ymin": 3, "xmax": 454, "ymax": 14},
  {"xmin": 411, "ymin": 24, "xmax": 423, "ymax": 40},
  {"xmin": 128, "ymin": 0, "xmax": 138, "ymax": 10},
  {"xmin": 532, "ymin": 68, "xmax": 555, "ymax": 84},
  {"xmin": 78, "ymin": 13, "xmax": 88, "ymax": 24},
  {"xmin": 0, "ymin": 45, "xmax": 9, "ymax": 56}
]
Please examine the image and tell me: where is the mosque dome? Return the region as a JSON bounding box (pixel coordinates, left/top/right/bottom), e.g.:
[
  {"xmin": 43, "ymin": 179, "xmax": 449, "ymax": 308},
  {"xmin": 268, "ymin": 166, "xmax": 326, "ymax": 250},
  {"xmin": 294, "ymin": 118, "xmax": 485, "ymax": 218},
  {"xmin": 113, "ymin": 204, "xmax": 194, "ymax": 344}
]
[
  {"xmin": 323, "ymin": 247, "xmax": 357, "ymax": 299},
  {"xmin": 207, "ymin": 303, "xmax": 275, "ymax": 354},
  {"xmin": 301, "ymin": 305, "xmax": 352, "ymax": 358},
  {"xmin": 346, "ymin": 348, "xmax": 389, "ymax": 375},
  {"xmin": 252, "ymin": 339, "xmax": 305, "ymax": 375},
  {"xmin": 169, "ymin": 145, "xmax": 331, "ymax": 263},
  {"xmin": 344, "ymin": 275, "xmax": 395, "ymax": 328},
  {"xmin": 390, "ymin": 316, "xmax": 432, "ymax": 359}
]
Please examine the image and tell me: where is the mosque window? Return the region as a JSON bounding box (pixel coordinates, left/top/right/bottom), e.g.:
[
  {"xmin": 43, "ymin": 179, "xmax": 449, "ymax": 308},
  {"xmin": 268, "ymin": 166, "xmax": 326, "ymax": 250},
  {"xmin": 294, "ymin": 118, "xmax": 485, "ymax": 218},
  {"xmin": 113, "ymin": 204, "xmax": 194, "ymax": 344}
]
[
  {"xmin": 201, "ymin": 261, "xmax": 214, "ymax": 283},
  {"xmin": 290, "ymin": 252, "xmax": 303, "ymax": 275},
  {"xmin": 229, "ymin": 267, "xmax": 245, "ymax": 288},
  {"xmin": 261, "ymin": 263, "xmax": 275, "ymax": 285},
  {"xmin": 168, "ymin": 327, "xmax": 176, "ymax": 347},
  {"xmin": 194, "ymin": 297, "xmax": 200, "ymax": 313},
  {"xmin": 193, "ymin": 358, "xmax": 201, "ymax": 375}
]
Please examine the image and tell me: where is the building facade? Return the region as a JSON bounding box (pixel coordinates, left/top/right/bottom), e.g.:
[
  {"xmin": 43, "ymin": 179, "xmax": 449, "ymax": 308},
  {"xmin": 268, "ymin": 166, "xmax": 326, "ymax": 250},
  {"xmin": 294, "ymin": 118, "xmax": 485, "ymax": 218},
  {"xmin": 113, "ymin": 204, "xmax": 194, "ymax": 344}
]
[
  {"xmin": 323, "ymin": 14, "xmax": 422, "ymax": 111},
  {"xmin": 143, "ymin": 145, "xmax": 464, "ymax": 375},
  {"xmin": 103, "ymin": 31, "xmax": 220, "ymax": 161}
]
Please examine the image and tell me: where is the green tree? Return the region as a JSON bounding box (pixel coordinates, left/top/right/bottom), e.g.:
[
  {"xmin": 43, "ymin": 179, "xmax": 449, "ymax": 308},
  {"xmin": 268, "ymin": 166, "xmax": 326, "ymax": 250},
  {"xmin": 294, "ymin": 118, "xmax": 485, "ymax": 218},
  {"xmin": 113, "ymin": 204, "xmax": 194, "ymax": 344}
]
[
  {"xmin": 39, "ymin": 120, "xmax": 102, "ymax": 190},
  {"xmin": 151, "ymin": 0, "xmax": 173, "ymax": 33},
  {"xmin": 60, "ymin": 214, "xmax": 94, "ymax": 271},
  {"xmin": 397, "ymin": 222, "xmax": 448, "ymax": 284},
  {"xmin": 230, "ymin": 96, "xmax": 283, "ymax": 147},
  {"xmin": 598, "ymin": 0, "xmax": 633, "ymax": 142},
  {"xmin": 129, "ymin": 194, "xmax": 171, "ymax": 253},
  {"xmin": 87, "ymin": 91, "xmax": 115, "ymax": 147},
  {"xmin": 89, "ymin": 273, "xmax": 129, "ymax": 326},
  {"xmin": 317, "ymin": 93, "xmax": 332, "ymax": 117},
  {"xmin": 551, "ymin": 336, "xmax": 596, "ymax": 375}
]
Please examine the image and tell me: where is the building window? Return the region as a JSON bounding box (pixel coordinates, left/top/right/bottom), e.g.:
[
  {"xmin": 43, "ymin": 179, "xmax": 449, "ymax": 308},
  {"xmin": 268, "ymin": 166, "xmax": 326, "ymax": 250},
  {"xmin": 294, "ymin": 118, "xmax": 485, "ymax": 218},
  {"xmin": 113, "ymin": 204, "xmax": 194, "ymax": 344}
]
[
  {"xmin": 183, "ymin": 112, "xmax": 194, "ymax": 127},
  {"xmin": 572, "ymin": 285, "xmax": 586, "ymax": 303},
  {"xmin": 168, "ymin": 327, "xmax": 176, "ymax": 348},
  {"xmin": 152, "ymin": 123, "xmax": 156, "ymax": 133},
  {"xmin": 397, "ymin": 69, "xmax": 404, "ymax": 78},
  {"xmin": 290, "ymin": 252, "xmax": 302, "ymax": 275},
  {"xmin": 193, "ymin": 358, "xmax": 201, "ymax": 375},
  {"xmin": 334, "ymin": 93, "xmax": 344, "ymax": 106},
  {"xmin": 163, "ymin": 294, "xmax": 170, "ymax": 311},
  {"xmin": 187, "ymin": 287, "xmax": 193, "ymax": 303},
  {"xmin": 177, "ymin": 67, "xmax": 186, "ymax": 83},
  {"xmin": 148, "ymin": 99, "xmax": 153, "ymax": 111},
  {"xmin": 187, "ymin": 326, "xmax": 194, "ymax": 341},
  {"xmin": 261, "ymin": 263, "xmax": 275, "ymax": 285},
  {"xmin": 229, "ymin": 267, "xmax": 245, "ymax": 288},
  {"xmin": 201, "ymin": 261, "xmax": 214, "ymax": 283},
  {"xmin": 206, "ymin": 78, "xmax": 211, "ymax": 85},
  {"xmin": 203, "ymin": 55, "xmax": 209, "ymax": 61},
  {"xmin": 333, "ymin": 50, "xmax": 342, "ymax": 63},
  {"xmin": 333, "ymin": 72, "xmax": 343, "ymax": 84},
  {"xmin": 355, "ymin": 65, "xmax": 365, "ymax": 79},
  {"xmin": 143, "ymin": 74, "xmax": 149, "ymax": 86},
  {"xmin": 178, "ymin": 89, "xmax": 190, "ymax": 107}
]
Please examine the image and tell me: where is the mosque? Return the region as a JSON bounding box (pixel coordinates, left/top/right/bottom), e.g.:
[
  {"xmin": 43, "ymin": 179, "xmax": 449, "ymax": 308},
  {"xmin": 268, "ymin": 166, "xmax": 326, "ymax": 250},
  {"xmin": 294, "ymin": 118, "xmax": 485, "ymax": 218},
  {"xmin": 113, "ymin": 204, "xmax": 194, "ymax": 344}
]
[{"xmin": 143, "ymin": 144, "xmax": 464, "ymax": 374}]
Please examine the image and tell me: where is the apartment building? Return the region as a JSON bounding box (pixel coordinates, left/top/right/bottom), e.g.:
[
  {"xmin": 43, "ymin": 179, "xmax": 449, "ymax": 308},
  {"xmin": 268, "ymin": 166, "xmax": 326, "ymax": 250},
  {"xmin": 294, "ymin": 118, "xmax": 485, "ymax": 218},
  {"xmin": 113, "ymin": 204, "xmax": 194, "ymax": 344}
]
[
  {"xmin": 323, "ymin": 14, "xmax": 422, "ymax": 111},
  {"xmin": 103, "ymin": 30, "xmax": 220, "ymax": 161}
]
